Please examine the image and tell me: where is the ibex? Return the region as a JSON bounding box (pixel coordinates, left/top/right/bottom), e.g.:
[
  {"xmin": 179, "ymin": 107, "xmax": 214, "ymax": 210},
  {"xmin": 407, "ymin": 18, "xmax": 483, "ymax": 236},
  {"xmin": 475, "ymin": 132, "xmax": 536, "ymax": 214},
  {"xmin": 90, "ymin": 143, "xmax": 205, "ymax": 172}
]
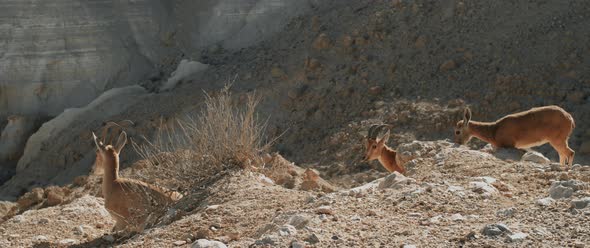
[
  {"xmin": 454, "ymin": 105, "xmax": 575, "ymax": 168},
  {"xmin": 92, "ymin": 121, "xmax": 183, "ymax": 232},
  {"xmin": 363, "ymin": 124, "xmax": 405, "ymax": 174}
]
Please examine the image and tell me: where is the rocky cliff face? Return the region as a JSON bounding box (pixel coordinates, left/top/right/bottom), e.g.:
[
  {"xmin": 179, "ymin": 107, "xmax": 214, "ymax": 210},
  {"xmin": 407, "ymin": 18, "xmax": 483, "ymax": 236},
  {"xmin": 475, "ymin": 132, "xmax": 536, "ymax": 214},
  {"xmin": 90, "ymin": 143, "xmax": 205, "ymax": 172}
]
[
  {"xmin": 0, "ymin": 0, "xmax": 163, "ymax": 116},
  {"xmin": 0, "ymin": 0, "xmax": 312, "ymax": 199},
  {"xmin": 0, "ymin": 0, "xmax": 310, "ymax": 117}
]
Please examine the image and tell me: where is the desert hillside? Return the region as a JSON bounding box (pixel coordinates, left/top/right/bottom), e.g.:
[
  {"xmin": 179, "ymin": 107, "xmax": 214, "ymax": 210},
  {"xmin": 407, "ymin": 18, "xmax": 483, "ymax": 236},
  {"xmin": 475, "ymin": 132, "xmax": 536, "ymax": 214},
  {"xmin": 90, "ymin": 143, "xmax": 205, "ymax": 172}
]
[{"xmin": 1, "ymin": 0, "xmax": 590, "ymax": 247}]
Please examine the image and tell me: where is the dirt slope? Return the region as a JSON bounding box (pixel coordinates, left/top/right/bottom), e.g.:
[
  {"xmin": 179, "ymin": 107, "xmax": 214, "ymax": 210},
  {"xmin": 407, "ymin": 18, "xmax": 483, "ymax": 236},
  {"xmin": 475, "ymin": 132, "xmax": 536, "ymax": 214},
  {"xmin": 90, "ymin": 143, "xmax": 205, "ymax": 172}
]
[{"xmin": 2, "ymin": 142, "xmax": 590, "ymax": 247}]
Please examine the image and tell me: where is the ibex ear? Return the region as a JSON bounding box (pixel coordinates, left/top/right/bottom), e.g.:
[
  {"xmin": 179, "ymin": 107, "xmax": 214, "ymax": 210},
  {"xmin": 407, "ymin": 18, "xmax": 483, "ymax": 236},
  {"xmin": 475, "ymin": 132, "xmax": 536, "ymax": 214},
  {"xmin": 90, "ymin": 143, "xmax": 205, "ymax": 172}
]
[
  {"xmin": 114, "ymin": 131, "xmax": 127, "ymax": 154},
  {"xmin": 463, "ymin": 107, "xmax": 472, "ymax": 124},
  {"xmin": 92, "ymin": 132, "xmax": 102, "ymax": 150}
]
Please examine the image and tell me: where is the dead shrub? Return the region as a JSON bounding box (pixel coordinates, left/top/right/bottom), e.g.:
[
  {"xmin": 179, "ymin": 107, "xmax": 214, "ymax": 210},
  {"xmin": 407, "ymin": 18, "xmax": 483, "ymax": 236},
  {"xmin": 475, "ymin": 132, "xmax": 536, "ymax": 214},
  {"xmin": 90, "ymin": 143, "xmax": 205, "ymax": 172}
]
[{"xmin": 131, "ymin": 85, "xmax": 272, "ymax": 191}]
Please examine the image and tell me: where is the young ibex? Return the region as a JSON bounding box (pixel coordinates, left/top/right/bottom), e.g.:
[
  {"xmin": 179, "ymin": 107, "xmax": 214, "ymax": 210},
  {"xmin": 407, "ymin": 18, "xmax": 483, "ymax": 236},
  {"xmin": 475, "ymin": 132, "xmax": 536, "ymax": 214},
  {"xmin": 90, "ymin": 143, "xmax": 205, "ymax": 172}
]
[
  {"xmin": 363, "ymin": 124, "xmax": 405, "ymax": 174},
  {"xmin": 454, "ymin": 105, "xmax": 575, "ymax": 168},
  {"xmin": 92, "ymin": 122, "xmax": 183, "ymax": 232}
]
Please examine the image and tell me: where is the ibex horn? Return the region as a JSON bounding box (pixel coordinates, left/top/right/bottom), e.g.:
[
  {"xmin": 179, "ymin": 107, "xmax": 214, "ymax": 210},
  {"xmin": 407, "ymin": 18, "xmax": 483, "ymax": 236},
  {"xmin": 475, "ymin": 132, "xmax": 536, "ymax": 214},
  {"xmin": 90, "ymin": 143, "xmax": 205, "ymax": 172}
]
[{"xmin": 367, "ymin": 124, "xmax": 392, "ymax": 139}]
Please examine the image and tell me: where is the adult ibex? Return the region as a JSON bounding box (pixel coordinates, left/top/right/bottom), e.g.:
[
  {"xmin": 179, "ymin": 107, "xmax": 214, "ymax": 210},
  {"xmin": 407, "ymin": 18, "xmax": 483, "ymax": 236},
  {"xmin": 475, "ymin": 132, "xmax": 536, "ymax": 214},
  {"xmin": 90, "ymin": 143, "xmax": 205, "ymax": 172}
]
[
  {"xmin": 92, "ymin": 121, "xmax": 182, "ymax": 232},
  {"xmin": 454, "ymin": 105, "xmax": 575, "ymax": 168}
]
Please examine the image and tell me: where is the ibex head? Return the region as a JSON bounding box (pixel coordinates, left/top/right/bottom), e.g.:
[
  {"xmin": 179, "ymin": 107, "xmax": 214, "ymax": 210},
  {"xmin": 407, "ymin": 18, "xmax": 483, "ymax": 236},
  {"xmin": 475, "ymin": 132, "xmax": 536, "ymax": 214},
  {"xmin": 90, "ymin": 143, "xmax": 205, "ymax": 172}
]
[
  {"xmin": 92, "ymin": 121, "xmax": 132, "ymax": 174},
  {"xmin": 454, "ymin": 107, "xmax": 472, "ymax": 145},
  {"xmin": 363, "ymin": 124, "xmax": 391, "ymax": 161}
]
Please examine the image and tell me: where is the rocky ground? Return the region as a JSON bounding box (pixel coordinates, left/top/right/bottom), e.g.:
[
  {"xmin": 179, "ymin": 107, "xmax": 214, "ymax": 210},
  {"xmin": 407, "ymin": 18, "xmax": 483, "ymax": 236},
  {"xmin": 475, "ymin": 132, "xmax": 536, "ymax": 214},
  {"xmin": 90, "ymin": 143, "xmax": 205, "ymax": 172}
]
[{"xmin": 2, "ymin": 141, "xmax": 590, "ymax": 247}]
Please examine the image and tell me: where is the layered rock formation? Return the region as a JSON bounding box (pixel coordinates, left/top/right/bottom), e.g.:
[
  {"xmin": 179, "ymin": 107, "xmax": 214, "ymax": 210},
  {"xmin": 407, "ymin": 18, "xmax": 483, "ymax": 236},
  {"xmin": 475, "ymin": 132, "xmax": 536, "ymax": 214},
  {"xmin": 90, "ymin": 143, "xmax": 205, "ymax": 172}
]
[{"xmin": 0, "ymin": 0, "xmax": 312, "ymax": 199}]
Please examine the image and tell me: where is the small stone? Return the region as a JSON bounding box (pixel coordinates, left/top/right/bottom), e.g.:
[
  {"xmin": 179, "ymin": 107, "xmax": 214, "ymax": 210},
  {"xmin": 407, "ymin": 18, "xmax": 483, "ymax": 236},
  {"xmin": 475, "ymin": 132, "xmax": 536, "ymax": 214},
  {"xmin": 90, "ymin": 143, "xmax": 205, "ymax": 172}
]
[
  {"xmin": 506, "ymin": 232, "xmax": 527, "ymax": 243},
  {"xmin": 472, "ymin": 176, "xmax": 497, "ymax": 184},
  {"xmin": 483, "ymin": 227, "xmax": 503, "ymax": 236},
  {"xmin": 287, "ymin": 214, "xmax": 311, "ymax": 229},
  {"xmin": 522, "ymin": 151, "xmax": 550, "ymax": 164},
  {"xmin": 38, "ymin": 218, "xmax": 50, "ymax": 224},
  {"xmin": 32, "ymin": 235, "xmax": 48, "ymax": 242},
  {"xmin": 291, "ymin": 241, "xmax": 306, "ymax": 248},
  {"xmin": 102, "ymin": 235, "xmax": 115, "ymax": 243},
  {"xmin": 574, "ymin": 242, "xmax": 585, "ymax": 248},
  {"xmin": 482, "ymin": 224, "xmax": 511, "ymax": 236},
  {"xmin": 549, "ymin": 184, "xmax": 574, "ymax": 199},
  {"xmin": 469, "ymin": 181, "xmax": 499, "ymax": 197},
  {"xmin": 278, "ymin": 225, "xmax": 297, "ymax": 237},
  {"xmin": 379, "ymin": 172, "xmax": 415, "ymax": 189},
  {"xmin": 59, "ymin": 239, "xmax": 77, "ymax": 245},
  {"xmin": 255, "ymin": 235, "xmax": 279, "ymax": 246},
  {"xmin": 257, "ymin": 174, "xmax": 275, "ymax": 185},
  {"xmin": 195, "ymin": 228, "xmax": 212, "ymax": 239},
  {"xmin": 570, "ymin": 197, "xmax": 590, "ymax": 209},
  {"xmin": 408, "ymin": 213, "xmax": 422, "ymax": 218},
  {"xmin": 448, "ymin": 185, "xmax": 466, "ymax": 197},
  {"xmin": 11, "ymin": 215, "xmax": 25, "ymax": 223},
  {"xmin": 191, "ymin": 239, "xmax": 227, "ymax": 248},
  {"xmin": 536, "ymin": 197, "xmax": 555, "ymax": 207},
  {"xmin": 316, "ymin": 206, "xmax": 333, "ymax": 215},
  {"xmin": 450, "ymin": 213, "xmax": 465, "ymax": 222},
  {"xmin": 73, "ymin": 225, "xmax": 84, "ymax": 235},
  {"xmin": 429, "ymin": 215, "xmax": 443, "ymax": 223},
  {"xmin": 496, "ymin": 207, "xmax": 516, "ymax": 217},
  {"xmin": 558, "ymin": 173, "xmax": 570, "ymax": 181},
  {"xmin": 439, "ymin": 59, "xmax": 457, "ymax": 71},
  {"xmin": 174, "ymin": 240, "xmax": 187, "ymax": 246},
  {"xmin": 495, "ymin": 224, "xmax": 511, "ymax": 233},
  {"xmin": 403, "ymin": 245, "xmax": 417, "ymax": 248},
  {"xmin": 550, "ymin": 163, "xmax": 562, "ymax": 171},
  {"xmin": 305, "ymin": 233, "xmax": 320, "ymax": 244}
]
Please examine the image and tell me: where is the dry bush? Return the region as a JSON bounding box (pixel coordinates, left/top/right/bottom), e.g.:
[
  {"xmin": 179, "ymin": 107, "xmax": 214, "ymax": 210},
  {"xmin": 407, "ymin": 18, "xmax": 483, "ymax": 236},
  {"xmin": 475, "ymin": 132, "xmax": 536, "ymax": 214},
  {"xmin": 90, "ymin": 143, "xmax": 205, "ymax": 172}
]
[
  {"xmin": 131, "ymin": 86, "xmax": 272, "ymax": 191},
  {"xmin": 183, "ymin": 86, "xmax": 271, "ymax": 167}
]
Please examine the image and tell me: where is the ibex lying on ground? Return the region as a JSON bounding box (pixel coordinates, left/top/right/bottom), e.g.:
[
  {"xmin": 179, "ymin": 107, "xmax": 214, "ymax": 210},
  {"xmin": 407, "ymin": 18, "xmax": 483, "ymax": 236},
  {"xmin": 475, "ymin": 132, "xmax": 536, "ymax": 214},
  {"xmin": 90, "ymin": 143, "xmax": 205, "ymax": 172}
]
[
  {"xmin": 363, "ymin": 124, "xmax": 405, "ymax": 174},
  {"xmin": 92, "ymin": 121, "xmax": 182, "ymax": 232},
  {"xmin": 454, "ymin": 105, "xmax": 575, "ymax": 168}
]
